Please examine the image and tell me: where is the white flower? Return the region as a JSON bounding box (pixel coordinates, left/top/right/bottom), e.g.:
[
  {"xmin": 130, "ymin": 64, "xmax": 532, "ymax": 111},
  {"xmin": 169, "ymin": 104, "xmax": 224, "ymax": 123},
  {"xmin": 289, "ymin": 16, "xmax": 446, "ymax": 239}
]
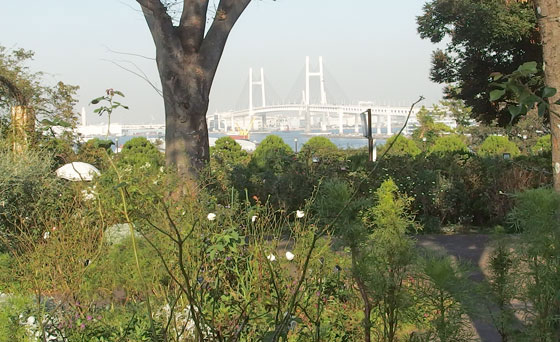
[
  {"xmin": 207, "ymin": 213, "xmax": 216, "ymax": 221},
  {"xmin": 159, "ymin": 166, "xmax": 164, "ymax": 173},
  {"xmin": 285, "ymin": 251, "xmax": 295, "ymax": 261},
  {"xmin": 43, "ymin": 231, "xmax": 50, "ymax": 240},
  {"xmin": 267, "ymin": 253, "xmax": 276, "ymax": 262},
  {"xmin": 27, "ymin": 316, "xmax": 36, "ymax": 325},
  {"xmin": 81, "ymin": 189, "xmax": 96, "ymax": 201},
  {"xmin": 296, "ymin": 210, "xmax": 305, "ymax": 218},
  {"xmin": 251, "ymin": 215, "xmax": 257, "ymax": 223}
]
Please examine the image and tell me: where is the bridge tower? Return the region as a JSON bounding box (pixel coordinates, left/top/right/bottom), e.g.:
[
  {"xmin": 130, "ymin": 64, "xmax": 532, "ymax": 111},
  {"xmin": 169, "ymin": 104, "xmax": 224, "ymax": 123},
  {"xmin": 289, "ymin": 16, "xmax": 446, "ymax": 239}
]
[
  {"xmin": 304, "ymin": 56, "xmax": 328, "ymax": 132},
  {"xmin": 249, "ymin": 68, "xmax": 266, "ymax": 129}
]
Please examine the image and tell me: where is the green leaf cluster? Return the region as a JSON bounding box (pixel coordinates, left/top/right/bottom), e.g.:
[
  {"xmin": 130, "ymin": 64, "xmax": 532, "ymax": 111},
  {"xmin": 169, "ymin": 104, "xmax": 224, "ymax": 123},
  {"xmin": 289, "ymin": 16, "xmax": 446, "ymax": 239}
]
[{"xmin": 477, "ymin": 135, "xmax": 520, "ymax": 157}]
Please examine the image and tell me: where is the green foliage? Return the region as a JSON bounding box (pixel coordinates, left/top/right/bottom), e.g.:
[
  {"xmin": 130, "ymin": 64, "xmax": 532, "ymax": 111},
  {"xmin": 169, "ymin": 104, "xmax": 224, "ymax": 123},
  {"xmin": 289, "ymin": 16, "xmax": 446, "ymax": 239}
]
[
  {"xmin": 0, "ymin": 148, "xmax": 67, "ymax": 251},
  {"xmin": 119, "ymin": 137, "xmax": 164, "ymax": 170},
  {"xmin": 356, "ymin": 179, "xmax": 418, "ymax": 342},
  {"xmin": 429, "ymin": 135, "xmax": 468, "ymax": 155},
  {"xmin": 412, "ymin": 105, "xmax": 453, "ymax": 148},
  {"xmin": 207, "ymin": 137, "xmax": 249, "ymax": 201},
  {"xmin": 0, "ymin": 295, "xmax": 34, "ymax": 342},
  {"xmin": 378, "ymin": 135, "xmax": 421, "ymax": 157},
  {"xmin": 487, "ymin": 238, "xmax": 517, "ymax": 341},
  {"xmin": 489, "ymin": 62, "xmax": 559, "ymax": 123},
  {"xmin": 76, "ymin": 138, "xmax": 113, "ymax": 171},
  {"xmin": 508, "ymin": 188, "xmax": 560, "ymax": 341},
  {"xmin": 531, "ymin": 134, "xmax": 551, "ymax": 156},
  {"xmin": 300, "ymin": 136, "xmax": 337, "ymax": 155},
  {"xmin": 90, "ymin": 89, "xmax": 128, "ymax": 137},
  {"xmin": 250, "ymin": 135, "xmax": 293, "ymax": 173},
  {"xmin": 417, "ymin": 0, "xmax": 541, "ymax": 124},
  {"xmin": 414, "ymin": 253, "xmax": 475, "ymax": 342},
  {"xmin": 477, "ymin": 135, "xmax": 520, "ymax": 158},
  {"xmin": 312, "ymin": 178, "xmax": 364, "ymax": 234},
  {"xmin": 211, "ymin": 136, "xmax": 248, "ymax": 165}
]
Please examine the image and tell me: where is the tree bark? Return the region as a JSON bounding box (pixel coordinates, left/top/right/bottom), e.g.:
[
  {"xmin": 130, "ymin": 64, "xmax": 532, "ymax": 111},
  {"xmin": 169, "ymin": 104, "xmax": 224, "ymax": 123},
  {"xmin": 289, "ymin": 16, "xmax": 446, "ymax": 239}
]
[
  {"xmin": 535, "ymin": 0, "xmax": 560, "ymax": 191},
  {"xmin": 138, "ymin": 0, "xmax": 251, "ymax": 177}
]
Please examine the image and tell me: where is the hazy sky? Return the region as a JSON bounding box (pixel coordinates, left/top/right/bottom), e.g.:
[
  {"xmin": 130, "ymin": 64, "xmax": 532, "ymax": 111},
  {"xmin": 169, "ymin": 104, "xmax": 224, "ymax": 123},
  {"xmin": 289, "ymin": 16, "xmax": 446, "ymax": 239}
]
[{"xmin": 1, "ymin": 0, "xmax": 445, "ymax": 125}]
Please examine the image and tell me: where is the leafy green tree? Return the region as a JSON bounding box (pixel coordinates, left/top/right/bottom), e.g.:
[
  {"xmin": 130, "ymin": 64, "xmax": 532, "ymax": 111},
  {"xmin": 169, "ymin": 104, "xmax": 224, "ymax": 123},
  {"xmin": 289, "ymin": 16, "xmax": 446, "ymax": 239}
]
[
  {"xmin": 429, "ymin": 135, "xmax": 468, "ymax": 154},
  {"xmin": 417, "ymin": 0, "xmax": 541, "ymax": 125},
  {"xmin": 477, "ymin": 135, "xmax": 521, "ymax": 157},
  {"xmin": 135, "ymin": 0, "xmax": 251, "ymax": 177},
  {"xmin": 440, "ymin": 99, "xmax": 473, "ymax": 132},
  {"xmin": 378, "ymin": 135, "xmax": 421, "ymax": 157},
  {"xmin": 209, "ymin": 137, "xmax": 248, "ymax": 197},
  {"xmin": 412, "ymin": 105, "xmax": 454, "ymax": 149},
  {"xmin": 211, "ymin": 136, "xmax": 248, "ymax": 166},
  {"xmin": 300, "ymin": 136, "xmax": 337, "ymax": 155},
  {"xmin": 349, "ymin": 179, "xmax": 417, "ymax": 342},
  {"xmin": 0, "ymin": 45, "xmax": 80, "ymax": 151},
  {"xmin": 249, "ymin": 135, "xmax": 293, "ymax": 173}
]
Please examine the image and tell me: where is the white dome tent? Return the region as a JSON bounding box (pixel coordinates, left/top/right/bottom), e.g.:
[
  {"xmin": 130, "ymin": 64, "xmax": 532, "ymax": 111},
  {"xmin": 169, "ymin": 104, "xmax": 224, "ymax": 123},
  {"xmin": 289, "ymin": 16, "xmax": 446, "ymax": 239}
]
[{"xmin": 55, "ymin": 162, "xmax": 100, "ymax": 181}]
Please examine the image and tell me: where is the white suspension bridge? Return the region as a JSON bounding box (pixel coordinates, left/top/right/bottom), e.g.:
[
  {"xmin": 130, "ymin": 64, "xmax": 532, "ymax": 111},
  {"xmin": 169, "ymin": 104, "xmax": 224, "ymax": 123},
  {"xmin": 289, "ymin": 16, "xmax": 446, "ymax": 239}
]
[
  {"xmin": 78, "ymin": 56, "xmax": 454, "ymax": 139},
  {"xmin": 207, "ymin": 56, "xmax": 451, "ymax": 137}
]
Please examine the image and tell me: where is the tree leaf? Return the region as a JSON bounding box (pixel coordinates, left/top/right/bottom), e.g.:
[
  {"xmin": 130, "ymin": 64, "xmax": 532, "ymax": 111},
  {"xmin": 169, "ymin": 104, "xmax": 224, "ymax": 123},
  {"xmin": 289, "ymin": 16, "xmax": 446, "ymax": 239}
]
[
  {"xmin": 490, "ymin": 72, "xmax": 503, "ymax": 81},
  {"xmin": 113, "ymin": 90, "xmax": 125, "ymax": 97},
  {"xmin": 489, "ymin": 89, "xmax": 506, "ymax": 101},
  {"xmin": 518, "ymin": 61, "xmax": 538, "ymax": 75},
  {"xmin": 538, "ymin": 101, "xmax": 547, "ymax": 117},
  {"xmin": 41, "ymin": 119, "xmax": 55, "ymax": 126},
  {"xmin": 508, "ymin": 105, "xmax": 522, "ymax": 118},
  {"xmin": 90, "ymin": 96, "xmax": 105, "ymax": 105},
  {"xmin": 542, "ymin": 87, "xmax": 557, "ymax": 98}
]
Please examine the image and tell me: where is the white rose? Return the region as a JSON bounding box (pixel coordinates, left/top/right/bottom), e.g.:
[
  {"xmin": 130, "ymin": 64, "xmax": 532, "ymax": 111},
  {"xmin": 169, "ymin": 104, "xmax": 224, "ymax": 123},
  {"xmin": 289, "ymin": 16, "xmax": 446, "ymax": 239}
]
[{"xmin": 285, "ymin": 251, "xmax": 295, "ymax": 261}]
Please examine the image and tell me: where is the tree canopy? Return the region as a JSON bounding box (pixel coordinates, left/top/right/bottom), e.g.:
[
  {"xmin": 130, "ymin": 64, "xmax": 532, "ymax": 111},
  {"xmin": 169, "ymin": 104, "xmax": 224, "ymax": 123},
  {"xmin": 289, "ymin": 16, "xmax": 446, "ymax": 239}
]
[{"xmin": 417, "ymin": 0, "xmax": 542, "ymax": 125}]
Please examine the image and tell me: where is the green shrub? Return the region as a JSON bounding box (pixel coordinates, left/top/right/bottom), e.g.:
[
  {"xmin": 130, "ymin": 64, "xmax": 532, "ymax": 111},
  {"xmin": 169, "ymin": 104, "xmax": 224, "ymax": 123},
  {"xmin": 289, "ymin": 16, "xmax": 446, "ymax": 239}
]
[
  {"xmin": 531, "ymin": 134, "xmax": 551, "ymax": 156},
  {"xmin": 0, "ymin": 295, "xmax": 34, "ymax": 342},
  {"xmin": 429, "ymin": 135, "xmax": 468, "ymax": 154},
  {"xmin": 119, "ymin": 137, "xmax": 164, "ymax": 170},
  {"xmin": 508, "ymin": 188, "xmax": 560, "ymax": 341},
  {"xmin": 0, "ymin": 149, "xmax": 67, "ymax": 251},
  {"xmin": 249, "ymin": 135, "xmax": 293, "ymax": 173},
  {"xmin": 477, "ymin": 135, "xmax": 520, "ymax": 158},
  {"xmin": 378, "ymin": 135, "xmax": 421, "ymax": 157},
  {"xmin": 76, "ymin": 138, "xmax": 113, "ymax": 171},
  {"xmin": 300, "ymin": 136, "xmax": 337, "ymax": 155}
]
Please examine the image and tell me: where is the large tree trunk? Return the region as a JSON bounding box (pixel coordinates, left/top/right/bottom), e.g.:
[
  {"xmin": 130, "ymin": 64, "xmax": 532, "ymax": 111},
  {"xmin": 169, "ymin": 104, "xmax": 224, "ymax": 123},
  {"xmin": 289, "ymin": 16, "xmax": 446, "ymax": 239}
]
[
  {"xmin": 138, "ymin": 0, "xmax": 251, "ymax": 178},
  {"xmin": 535, "ymin": 0, "xmax": 560, "ymax": 191},
  {"xmin": 158, "ymin": 60, "xmax": 210, "ymax": 174}
]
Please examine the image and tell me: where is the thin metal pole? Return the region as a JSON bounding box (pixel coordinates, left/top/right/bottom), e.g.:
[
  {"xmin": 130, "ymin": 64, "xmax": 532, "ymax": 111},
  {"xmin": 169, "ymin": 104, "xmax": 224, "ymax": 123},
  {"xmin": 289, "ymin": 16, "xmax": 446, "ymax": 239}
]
[{"xmin": 368, "ymin": 108, "xmax": 373, "ymax": 162}]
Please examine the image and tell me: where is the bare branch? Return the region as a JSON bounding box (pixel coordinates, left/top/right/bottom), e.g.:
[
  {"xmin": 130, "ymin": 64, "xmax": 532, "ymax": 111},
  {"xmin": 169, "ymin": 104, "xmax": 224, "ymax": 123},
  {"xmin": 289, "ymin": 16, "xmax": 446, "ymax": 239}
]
[
  {"xmin": 102, "ymin": 59, "xmax": 164, "ymax": 97},
  {"xmin": 104, "ymin": 46, "xmax": 155, "ymax": 61}
]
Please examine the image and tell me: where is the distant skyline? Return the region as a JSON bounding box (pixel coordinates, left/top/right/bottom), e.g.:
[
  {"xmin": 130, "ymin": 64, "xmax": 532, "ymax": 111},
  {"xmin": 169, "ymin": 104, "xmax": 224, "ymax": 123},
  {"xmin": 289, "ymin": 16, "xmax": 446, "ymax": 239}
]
[{"xmin": 1, "ymin": 0, "xmax": 445, "ymax": 125}]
